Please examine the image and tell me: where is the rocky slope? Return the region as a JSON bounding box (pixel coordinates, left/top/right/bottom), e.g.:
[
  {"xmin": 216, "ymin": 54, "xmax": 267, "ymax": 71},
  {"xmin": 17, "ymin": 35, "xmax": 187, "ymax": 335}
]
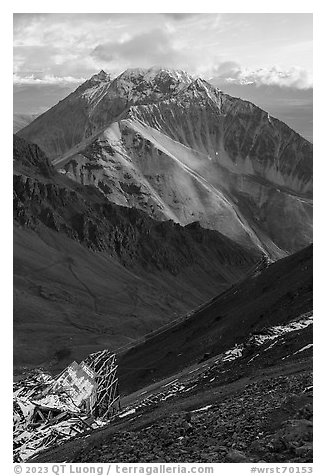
[
  {"xmin": 71, "ymin": 365, "xmax": 313, "ymax": 464},
  {"xmin": 73, "ymin": 324, "xmax": 313, "ymax": 464},
  {"xmin": 117, "ymin": 243, "xmax": 312, "ymax": 395},
  {"xmin": 13, "ymin": 135, "xmax": 260, "ymax": 372},
  {"xmin": 18, "ymin": 68, "xmax": 313, "ymax": 258},
  {"xmin": 31, "ymin": 308, "xmax": 313, "ymax": 464}
]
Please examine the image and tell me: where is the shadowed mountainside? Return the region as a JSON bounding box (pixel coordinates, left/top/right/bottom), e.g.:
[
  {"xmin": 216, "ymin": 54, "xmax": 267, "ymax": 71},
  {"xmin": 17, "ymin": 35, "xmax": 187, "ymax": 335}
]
[{"xmin": 117, "ymin": 244, "xmax": 312, "ymax": 395}]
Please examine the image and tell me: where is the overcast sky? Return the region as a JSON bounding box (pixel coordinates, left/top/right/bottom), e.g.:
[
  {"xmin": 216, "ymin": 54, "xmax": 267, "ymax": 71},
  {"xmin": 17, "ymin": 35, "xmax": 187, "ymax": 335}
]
[{"xmin": 13, "ymin": 13, "xmax": 313, "ymax": 139}]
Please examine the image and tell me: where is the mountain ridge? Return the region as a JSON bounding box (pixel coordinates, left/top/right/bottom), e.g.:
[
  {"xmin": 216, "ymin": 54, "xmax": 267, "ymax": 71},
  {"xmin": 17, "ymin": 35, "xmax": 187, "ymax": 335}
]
[{"xmin": 17, "ymin": 67, "xmax": 313, "ymax": 258}]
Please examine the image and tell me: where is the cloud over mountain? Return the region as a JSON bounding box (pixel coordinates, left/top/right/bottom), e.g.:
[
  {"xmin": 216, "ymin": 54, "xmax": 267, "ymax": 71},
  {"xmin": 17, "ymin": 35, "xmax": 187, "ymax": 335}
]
[
  {"xmin": 212, "ymin": 62, "xmax": 312, "ymax": 89},
  {"xmin": 14, "ymin": 13, "xmax": 312, "ymax": 87},
  {"xmin": 91, "ymin": 29, "xmax": 185, "ymax": 68}
]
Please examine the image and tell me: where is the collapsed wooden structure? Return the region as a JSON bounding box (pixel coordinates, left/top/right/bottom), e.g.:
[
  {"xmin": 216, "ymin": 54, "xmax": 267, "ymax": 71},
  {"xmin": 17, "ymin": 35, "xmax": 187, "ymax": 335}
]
[
  {"xmin": 13, "ymin": 350, "xmax": 120, "ymax": 462},
  {"xmin": 84, "ymin": 349, "xmax": 120, "ymax": 419}
]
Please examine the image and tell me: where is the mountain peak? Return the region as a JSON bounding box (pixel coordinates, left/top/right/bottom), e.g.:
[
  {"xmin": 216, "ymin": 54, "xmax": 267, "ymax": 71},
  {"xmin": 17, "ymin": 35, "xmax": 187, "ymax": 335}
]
[
  {"xmin": 116, "ymin": 66, "xmax": 194, "ymax": 85},
  {"xmin": 90, "ymin": 70, "xmax": 111, "ymax": 82},
  {"xmin": 110, "ymin": 67, "xmax": 195, "ymax": 102},
  {"xmin": 74, "ymin": 69, "xmax": 112, "ymax": 98}
]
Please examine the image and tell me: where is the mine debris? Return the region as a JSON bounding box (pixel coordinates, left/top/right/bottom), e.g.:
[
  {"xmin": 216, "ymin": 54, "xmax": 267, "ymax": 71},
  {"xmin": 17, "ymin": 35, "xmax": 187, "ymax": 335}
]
[{"xmin": 13, "ymin": 350, "xmax": 120, "ymax": 462}]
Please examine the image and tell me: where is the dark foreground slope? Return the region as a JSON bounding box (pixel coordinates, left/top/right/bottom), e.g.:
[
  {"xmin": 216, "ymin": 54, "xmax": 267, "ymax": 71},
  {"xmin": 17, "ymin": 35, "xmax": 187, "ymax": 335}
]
[
  {"xmin": 118, "ymin": 244, "xmax": 312, "ymax": 394},
  {"xmin": 32, "ymin": 289, "xmax": 312, "ymax": 463},
  {"xmin": 13, "ymin": 135, "xmax": 260, "ymax": 372}
]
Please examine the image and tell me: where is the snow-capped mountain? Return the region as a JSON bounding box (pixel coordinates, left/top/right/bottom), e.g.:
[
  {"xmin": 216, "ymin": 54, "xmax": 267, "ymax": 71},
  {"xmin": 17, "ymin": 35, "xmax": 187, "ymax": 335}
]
[{"xmin": 18, "ymin": 68, "xmax": 313, "ymax": 258}]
